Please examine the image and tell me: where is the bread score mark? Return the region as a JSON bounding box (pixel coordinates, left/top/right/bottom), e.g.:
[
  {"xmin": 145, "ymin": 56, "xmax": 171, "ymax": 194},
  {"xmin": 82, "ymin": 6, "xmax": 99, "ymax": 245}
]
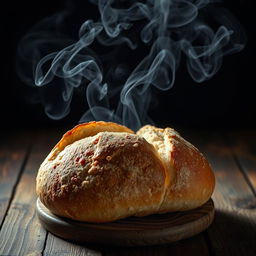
[
  {"xmin": 49, "ymin": 121, "xmax": 134, "ymax": 161},
  {"xmin": 136, "ymin": 126, "xmax": 174, "ymax": 211}
]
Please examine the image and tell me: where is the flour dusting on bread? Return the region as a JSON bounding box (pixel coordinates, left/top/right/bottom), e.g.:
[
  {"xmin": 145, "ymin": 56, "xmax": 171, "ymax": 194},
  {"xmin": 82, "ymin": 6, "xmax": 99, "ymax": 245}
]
[{"xmin": 36, "ymin": 121, "xmax": 215, "ymax": 222}]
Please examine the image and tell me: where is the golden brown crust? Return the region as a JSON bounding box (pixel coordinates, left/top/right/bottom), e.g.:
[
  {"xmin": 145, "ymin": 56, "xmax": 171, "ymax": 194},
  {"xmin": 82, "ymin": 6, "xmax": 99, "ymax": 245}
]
[
  {"xmin": 137, "ymin": 125, "xmax": 215, "ymax": 212},
  {"xmin": 49, "ymin": 121, "xmax": 134, "ymax": 160},
  {"xmin": 37, "ymin": 129, "xmax": 166, "ymax": 222},
  {"xmin": 36, "ymin": 122, "xmax": 215, "ymax": 223}
]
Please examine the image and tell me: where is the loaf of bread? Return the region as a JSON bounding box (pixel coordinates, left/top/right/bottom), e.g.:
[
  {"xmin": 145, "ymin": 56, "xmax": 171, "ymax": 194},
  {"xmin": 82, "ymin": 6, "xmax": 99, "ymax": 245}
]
[{"xmin": 36, "ymin": 121, "xmax": 215, "ymax": 222}]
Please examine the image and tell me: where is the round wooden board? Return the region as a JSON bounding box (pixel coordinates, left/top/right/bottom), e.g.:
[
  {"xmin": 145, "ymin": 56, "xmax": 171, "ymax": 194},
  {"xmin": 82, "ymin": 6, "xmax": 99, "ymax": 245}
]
[{"xmin": 36, "ymin": 198, "xmax": 214, "ymax": 246}]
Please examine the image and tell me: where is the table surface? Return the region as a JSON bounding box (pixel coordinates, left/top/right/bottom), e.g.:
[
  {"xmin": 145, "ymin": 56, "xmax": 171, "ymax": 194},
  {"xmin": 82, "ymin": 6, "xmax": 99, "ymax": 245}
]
[{"xmin": 0, "ymin": 128, "xmax": 256, "ymax": 256}]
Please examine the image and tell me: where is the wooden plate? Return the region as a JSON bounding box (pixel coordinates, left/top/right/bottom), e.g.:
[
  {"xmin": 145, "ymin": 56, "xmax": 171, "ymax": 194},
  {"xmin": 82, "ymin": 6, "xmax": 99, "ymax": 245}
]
[{"xmin": 36, "ymin": 198, "xmax": 214, "ymax": 246}]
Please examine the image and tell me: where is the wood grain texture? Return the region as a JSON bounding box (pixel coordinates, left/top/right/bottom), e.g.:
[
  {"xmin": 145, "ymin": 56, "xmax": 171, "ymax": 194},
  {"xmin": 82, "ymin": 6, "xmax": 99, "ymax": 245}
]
[
  {"xmin": 0, "ymin": 130, "xmax": 59, "ymax": 256},
  {"xmin": 37, "ymin": 198, "xmax": 214, "ymax": 246},
  {"xmin": 227, "ymin": 130, "xmax": 256, "ymax": 194},
  {"xmin": 184, "ymin": 131, "xmax": 256, "ymax": 256},
  {"xmin": 44, "ymin": 233, "xmax": 102, "ymax": 256},
  {"xmin": 0, "ymin": 131, "xmax": 29, "ymax": 227}
]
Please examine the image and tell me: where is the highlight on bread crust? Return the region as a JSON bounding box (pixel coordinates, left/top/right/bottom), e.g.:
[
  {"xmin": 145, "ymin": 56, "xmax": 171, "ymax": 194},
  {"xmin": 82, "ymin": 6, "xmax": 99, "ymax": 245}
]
[{"xmin": 36, "ymin": 121, "xmax": 215, "ymax": 223}]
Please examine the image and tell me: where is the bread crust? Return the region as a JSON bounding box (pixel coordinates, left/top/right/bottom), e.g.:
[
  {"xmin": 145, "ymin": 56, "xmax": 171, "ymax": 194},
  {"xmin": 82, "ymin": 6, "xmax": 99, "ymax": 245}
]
[
  {"xmin": 137, "ymin": 125, "xmax": 215, "ymax": 212},
  {"xmin": 36, "ymin": 122, "xmax": 166, "ymax": 222},
  {"xmin": 36, "ymin": 121, "xmax": 215, "ymax": 222},
  {"xmin": 49, "ymin": 121, "xmax": 134, "ymax": 160}
]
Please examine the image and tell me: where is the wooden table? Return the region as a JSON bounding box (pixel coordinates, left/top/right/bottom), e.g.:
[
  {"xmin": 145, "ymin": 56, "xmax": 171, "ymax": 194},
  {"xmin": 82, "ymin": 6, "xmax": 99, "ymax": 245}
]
[{"xmin": 0, "ymin": 128, "xmax": 256, "ymax": 256}]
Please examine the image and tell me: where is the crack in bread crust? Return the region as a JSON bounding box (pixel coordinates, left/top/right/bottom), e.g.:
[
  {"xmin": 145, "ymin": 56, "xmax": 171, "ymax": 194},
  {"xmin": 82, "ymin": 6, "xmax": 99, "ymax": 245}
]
[
  {"xmin": 136, "ymin": 126, "xmax": 174, "ymax": 211},
  {"xmin": 49, "ymin": 121, "xmax": 134, "ymax": 160},
  {"xmin": 137, "ymin": 125, "xmax": 215, "ymax": 212}
]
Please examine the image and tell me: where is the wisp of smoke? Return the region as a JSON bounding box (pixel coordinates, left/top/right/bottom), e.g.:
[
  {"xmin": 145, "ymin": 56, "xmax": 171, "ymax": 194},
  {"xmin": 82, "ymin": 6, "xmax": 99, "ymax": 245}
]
[{"xmin": 17, "ymin": 0, "xmax": 245, "ymax": 130}]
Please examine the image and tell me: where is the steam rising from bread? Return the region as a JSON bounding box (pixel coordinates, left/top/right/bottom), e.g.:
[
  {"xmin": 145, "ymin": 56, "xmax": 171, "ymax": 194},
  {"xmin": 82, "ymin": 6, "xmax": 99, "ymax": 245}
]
[{"xmin": 17, "ymin": 0, "xmax": 245, "ymax": 130}]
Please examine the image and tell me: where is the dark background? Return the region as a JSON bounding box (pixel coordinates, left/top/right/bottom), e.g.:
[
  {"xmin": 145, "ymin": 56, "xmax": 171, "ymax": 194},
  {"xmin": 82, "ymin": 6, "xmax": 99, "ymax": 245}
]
[{"xmin": 1, "ymin": 0, "xmax": 255, "ymax": 130}]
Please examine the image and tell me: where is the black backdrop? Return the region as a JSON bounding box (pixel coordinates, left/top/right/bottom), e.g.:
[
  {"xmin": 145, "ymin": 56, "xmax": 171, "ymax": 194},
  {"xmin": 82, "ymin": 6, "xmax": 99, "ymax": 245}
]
[{"xmin": 1, "ymin": 0, "xmax": 255, "ymax": 130}]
